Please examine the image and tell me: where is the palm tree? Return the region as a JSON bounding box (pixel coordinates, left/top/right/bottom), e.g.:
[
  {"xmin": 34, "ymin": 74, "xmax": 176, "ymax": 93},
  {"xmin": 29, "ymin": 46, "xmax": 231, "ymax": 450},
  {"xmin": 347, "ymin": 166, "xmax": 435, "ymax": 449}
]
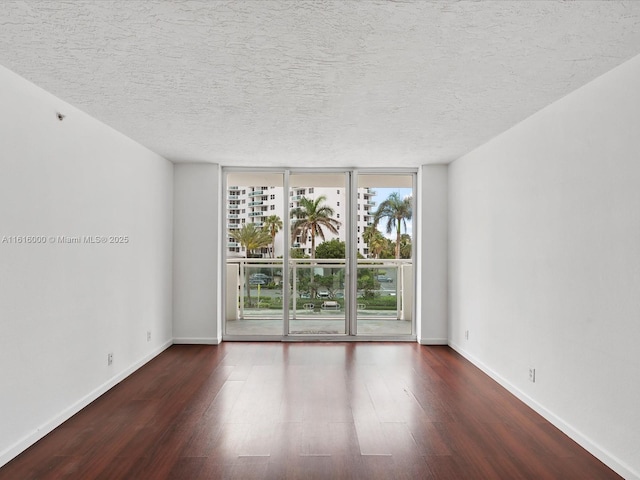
[
  {"xmin": 362, "ymin": 224, "xmax": 387, "ymax": 281},
  {"xmin": 373, "ymin": 192, "xmax": 413, "ymax": 259},
  {"xmin": 262, "ymin": 215, "xmax": 282, "ymax": 258},
  {"xmin": 229, "ymin": 223, "xmax": 271, "ymax": 305},
  {"xmin": 290, "ymin": 196, "xmax": 341, "ymax": 259},
  {"xmin": 399, "ymin": 233, "xmax": 412, "ymax": 259},
  {"xmin": 362, "ymin": 225, "xmax": 386, "ymax": 259},
  {"xmin": 229, "ymin": 223, "xmax": 272, "ymax": 257}
]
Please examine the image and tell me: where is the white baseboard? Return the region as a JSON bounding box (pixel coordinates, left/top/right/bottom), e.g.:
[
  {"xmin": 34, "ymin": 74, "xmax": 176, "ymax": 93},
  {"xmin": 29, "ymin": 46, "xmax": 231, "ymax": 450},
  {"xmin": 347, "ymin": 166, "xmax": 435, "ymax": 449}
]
[
  {"xmin": 418, "ymin": 337, "xmax": 448, "ymax": 345},
  {"xmin": 449, "ymin": 341, "xmax": 639, "ymax": 480},
  {"xmin": 172, "ymin": 337, "xmax": 221, "ymax": 345},
  {"xmin": 0, "ymin": 339, "xmax": 173, "ymax": 468}
]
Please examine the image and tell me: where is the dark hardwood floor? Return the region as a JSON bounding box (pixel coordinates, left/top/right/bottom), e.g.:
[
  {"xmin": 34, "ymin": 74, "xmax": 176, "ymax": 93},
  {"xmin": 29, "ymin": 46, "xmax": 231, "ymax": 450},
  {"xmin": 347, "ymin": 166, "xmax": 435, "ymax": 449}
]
[{"xmin": 0, "ymin": 343, "xmax": 620, "ymax": 479}]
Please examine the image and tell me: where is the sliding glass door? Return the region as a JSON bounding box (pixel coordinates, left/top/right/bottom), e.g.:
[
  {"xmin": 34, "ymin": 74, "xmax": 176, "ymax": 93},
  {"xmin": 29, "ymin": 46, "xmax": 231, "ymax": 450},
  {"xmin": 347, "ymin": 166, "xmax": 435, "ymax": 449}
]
[
  {"xmin": 355, "ymin": 174, "xmax": 414, "ymax": 336},
  {"xmin": 288, "ymin": 173, "xmax": 348, "ymax": 335},
  {"xmin": 224, "ymin": 172, "xmax": 285, "ymax": 336},
  {"xmin": 223, "ymin": 169, "xmax": 415, "ymax": 339}
]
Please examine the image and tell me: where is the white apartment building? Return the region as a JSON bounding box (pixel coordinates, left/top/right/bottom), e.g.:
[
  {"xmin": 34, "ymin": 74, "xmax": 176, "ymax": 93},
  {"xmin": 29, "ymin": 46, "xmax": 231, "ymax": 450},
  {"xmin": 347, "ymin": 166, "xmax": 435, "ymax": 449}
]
[{"xmin": 227, "ymin": 185, "xmax": 376, "ymax": 257}]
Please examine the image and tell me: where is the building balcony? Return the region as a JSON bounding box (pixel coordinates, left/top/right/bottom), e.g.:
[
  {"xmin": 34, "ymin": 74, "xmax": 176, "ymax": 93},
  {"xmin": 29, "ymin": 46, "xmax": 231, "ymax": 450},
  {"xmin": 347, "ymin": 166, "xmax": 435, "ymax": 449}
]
[
  {"xmin": 249, "ymin": 212, "xmax": 265, "ymax": 217},
  {"xmin": 228, "ymin": 242, "xmax": 240, "ymax": 248},
  {"xmin": 226, "ymin": 257, "xmax": 412, "ymax": 324},
  {"xmin": 228, "ymin": 195, "xmax": 239, "ymax": 200},
  {"xmin": 227, "ymin": 214, "xmax": 239, "ymax": 219},
  {"xmin": 248, "ymin": 190, "xmax": 264, "ymax": 197},
  {"xmin": 248, "ymin": 201, "xmax": 264, "ymax": 207},
  {"xmin": 228, "ymin": 224, "xmax": 240, "ymax": 229}
]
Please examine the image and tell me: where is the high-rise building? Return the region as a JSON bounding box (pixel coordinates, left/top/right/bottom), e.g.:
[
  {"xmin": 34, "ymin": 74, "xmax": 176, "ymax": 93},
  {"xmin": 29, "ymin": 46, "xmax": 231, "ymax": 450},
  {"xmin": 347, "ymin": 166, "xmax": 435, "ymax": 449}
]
[{"xmin": 226, "ymin": 185, "xmax": 376, "ymax": 257}]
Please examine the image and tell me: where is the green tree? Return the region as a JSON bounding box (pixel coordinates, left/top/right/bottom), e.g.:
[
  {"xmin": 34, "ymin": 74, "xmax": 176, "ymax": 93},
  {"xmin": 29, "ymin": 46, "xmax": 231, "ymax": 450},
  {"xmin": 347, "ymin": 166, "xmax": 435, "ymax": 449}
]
[
  {"xmin": 230, "ymin": 223, "xmax": 272, "ymax": 257},
  {"xmin": 262, "ymin": 215, "xmax": 282, "ymax": 258},
  {"xmin": 295, "ymin": 269, "xmax": 312, "ymax": 298},
  {"xmin": 373, "ymin": 192, "xmax": 413, "ymax": 259},
  {"xmin": 399, "ymin": 233, "xmax": 412, "ymax": 259},
  {"xmin": 290, "ymin": 196, "xmax": 341, "ymax": 259},
  {"xmin": 357, "ymin": 271, "xmax": 377, "ymax": 299},
  {"xmin": 378, "ymin": 237, "xmax": 396, "ymax": 259},
  {"xmin": 362, "ymin": 225, "xmax": 386, "ymax": 259},
  {"xmin": 230, "ymin": 223, "xmax": 271, "ymax": 306},
  {"xmin": 315, "ymin": 239, "xmax": 345, "ymax": 259},
  {"xmin": 289, "ymin": 248, "xmax": 308, "ymax": 259}
]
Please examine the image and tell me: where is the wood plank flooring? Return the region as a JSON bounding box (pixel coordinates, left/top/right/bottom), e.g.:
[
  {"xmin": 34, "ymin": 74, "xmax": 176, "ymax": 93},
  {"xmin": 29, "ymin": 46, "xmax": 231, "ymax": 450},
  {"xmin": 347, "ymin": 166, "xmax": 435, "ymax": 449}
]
[{"xmin": 0, "ymin": 343, "xmax": 620, "ymax": 479}]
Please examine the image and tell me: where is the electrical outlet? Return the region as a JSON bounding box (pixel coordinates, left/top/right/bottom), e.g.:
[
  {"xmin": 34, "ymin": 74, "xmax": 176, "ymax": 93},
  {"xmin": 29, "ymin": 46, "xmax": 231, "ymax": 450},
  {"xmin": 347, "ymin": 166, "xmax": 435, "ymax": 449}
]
[
  {"xmin": 107, "ymin": 353, "xmax": 113, "ymax": 366},
  {"xmin": 465, "ymin": 330, "xmax": 469, "ymax": 340},
  {"xmin": 147, "ymin": 330, "xmax": 151, "ymax": 342},
  {"xmin": 529, "ymin": 367, "xmax": 536, "ymax": 383}
]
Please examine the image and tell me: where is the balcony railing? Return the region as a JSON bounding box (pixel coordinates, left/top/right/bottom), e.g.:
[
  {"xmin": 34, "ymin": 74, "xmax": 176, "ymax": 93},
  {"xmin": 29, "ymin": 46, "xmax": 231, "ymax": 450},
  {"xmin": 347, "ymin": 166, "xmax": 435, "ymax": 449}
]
[
  {"xmin": 248, "ymin": 201, "xmax": 264, "ymax": 207},
  {"xmin": 248, "ymin": 190, "xmax": 264, "ymax": 197},
  {"xmin": 225, "ymin": 257, "xmax": 412, "ymax": 323},
  {"xmin": 249, "ymin": 212, "xmax": 265, "ymax": 217}
]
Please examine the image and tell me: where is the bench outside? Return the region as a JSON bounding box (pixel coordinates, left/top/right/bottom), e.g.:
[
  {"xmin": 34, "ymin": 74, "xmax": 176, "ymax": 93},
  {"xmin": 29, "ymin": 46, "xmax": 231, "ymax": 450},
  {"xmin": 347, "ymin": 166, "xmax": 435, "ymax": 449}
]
[{"xmin": 321, "ymin": 301, "xmax": 340, "ymax": 310}]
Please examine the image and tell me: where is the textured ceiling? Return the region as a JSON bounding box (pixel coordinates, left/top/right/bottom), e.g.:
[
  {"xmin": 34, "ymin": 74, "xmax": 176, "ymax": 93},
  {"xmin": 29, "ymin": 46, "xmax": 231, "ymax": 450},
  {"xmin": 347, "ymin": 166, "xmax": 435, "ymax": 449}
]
[{"xmin": 1, "ymin": 1, "xmax": 640, "ymax": 167}]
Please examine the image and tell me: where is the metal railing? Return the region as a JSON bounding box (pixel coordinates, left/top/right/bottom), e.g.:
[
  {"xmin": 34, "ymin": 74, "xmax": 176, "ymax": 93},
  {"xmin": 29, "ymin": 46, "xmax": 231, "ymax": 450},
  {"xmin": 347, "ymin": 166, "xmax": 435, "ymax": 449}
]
[{"xmin": 226, "ymin": 257, "xmax": 412, "ymax": 321}]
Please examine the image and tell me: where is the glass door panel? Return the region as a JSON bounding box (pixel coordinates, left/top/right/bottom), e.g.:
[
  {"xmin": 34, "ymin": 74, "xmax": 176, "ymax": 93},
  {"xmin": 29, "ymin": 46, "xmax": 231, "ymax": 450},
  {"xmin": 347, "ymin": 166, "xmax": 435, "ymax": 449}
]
[
  {"xmin": 224, "ymin": 172, "xmax": 285, "ymax": 336},
  {"xmin": 355, "ymin": 174, "xmax": 414, "ymax": 336},
  {"xmin": 288, "ymin": 173, "xmax": 347, "ymax": 335}
]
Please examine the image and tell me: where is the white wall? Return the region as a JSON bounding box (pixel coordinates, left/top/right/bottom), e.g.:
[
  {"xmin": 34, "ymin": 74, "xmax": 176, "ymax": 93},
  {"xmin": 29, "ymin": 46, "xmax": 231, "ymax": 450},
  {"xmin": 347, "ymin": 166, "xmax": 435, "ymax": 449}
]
[
  {"xmin": 449, "ymin": 54, "xmax": 640, "ymax": 479},
  {"xmin": 0, "ymin": 65, "xmax": 174, "ymax": 467},
  {"xmin": 173, "ymin": 164, "xmax": 222, "ymax": 344},
  {"xmin": 417, "ymin": 165, "xmax": 448, "ymax": 344}
]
